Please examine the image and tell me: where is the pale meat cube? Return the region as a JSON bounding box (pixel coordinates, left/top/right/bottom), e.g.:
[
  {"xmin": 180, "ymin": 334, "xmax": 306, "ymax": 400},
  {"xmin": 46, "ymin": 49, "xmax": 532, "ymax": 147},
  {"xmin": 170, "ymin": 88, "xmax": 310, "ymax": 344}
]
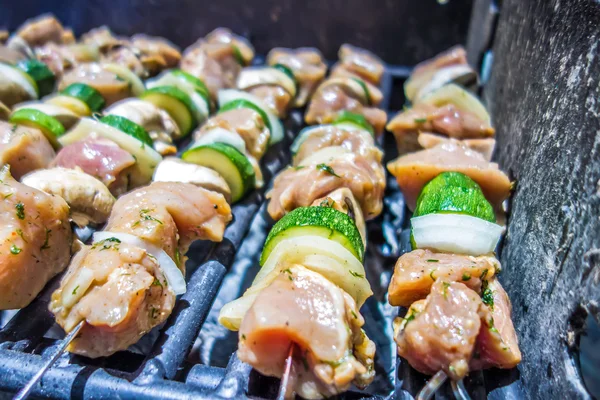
[
  {"xmin": 337, "ymin": 44, "xmax": 385, "ymax": 85},
  {"xmin": 195, "ymin": 108, "xmax": 270, "ymax": 160},
  {"xmin": 81, "ymin": 26, "xmax": 125, "ymax": 52},
  {"xmin": 267, "ymin": 47, "xmax": 327, "ymax": 107},
  {"xmin": 386, "ymin": 141, "xmax": 511, "ymax": 211},
  {"xmin": 131, "ymin": 34, "xmax": 182, "ymax": 69},
  {"xmin": 106, "ymin": 99, "xmax": 180, "ymax": 156},
  {"xmin": 14, "ymin": 14, "xmax": 68, "ymax": 46},
  {"xmin": 50, "ymin": 182, "xmax": 231, "ymax": 357},
  {"xmin": 0, "ymin": 121, "xmax": 55, "ymax": 180},
  {"xmin": 472, "ymin": 278, "xmax": 522, "ymax": 370},
  {"xmin": 387, "ymin": 103, "xmax": 495, "ymax": 155},
  {"xmin": 395, "ymin": 280, "xmax": 482, "ymax": 380},
  {"xmin": 418, "ymin": 133, "xmax": 496, "ymax": 161},
  {"xmin": 305, "ymin": 84, "xmax": 387, "ymax": 135},
  {"xmin": 247, "ymin": 85, "xmax": 292, "ymax": 118},
  {"xmin": 292, "ymin": 125, "xmax": 375, "ymax": 167},
  {"xmin": 238, "ymin": 265, "xmax": 375, "ymax": 399},
  {"xmin": 388, "ymin": 249, "xmax": 500, "ymax": 307},
  {"xmin": 267, "ymin": 152, "xmax": 386, "ymax": 221},
  {"xmin": 52, "ymin": 138, "xmax": 136, "ymax": 197},
  {"xmin": 59, "ymin": 63, "xmax": 132, "ymax": 106},
  {"xmin": 0, "ymin": 166, "xmax": 71, "ymax": 310},
  {"xmin": 329, "ymin": 64, "xmax": 384, "ymax": 106}
]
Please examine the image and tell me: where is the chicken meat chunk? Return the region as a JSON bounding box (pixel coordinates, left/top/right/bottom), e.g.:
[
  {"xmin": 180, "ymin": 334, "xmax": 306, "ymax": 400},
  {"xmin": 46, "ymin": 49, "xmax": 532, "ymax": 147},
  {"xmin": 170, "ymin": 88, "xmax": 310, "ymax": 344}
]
[
  {"xmin": 394, "ymin": 280, "xmax": 482, "ymax": 380},
  {"xmin": 267, "ymin": 150, "xmax": 386, "ymax": 221},
  {"xmin": 387, "ymin": 103, "xmax": 495, "ymax": 155},
  {"xmin": 50, "ymin": 182, "xmax": 232, "ymax": 357},
  {"xmin": 0, "ymin": 121, "xmax": 55, "ymax": 180},
  {"xmin": 267, "ymin": 47, "xmax": 327, "ymax": 107},
  {"xmin": 106, "ymin": 99, "xmax": 180, "ymax": 155},
  {"xmin": 388, "ymin": 249, "xmax": 500, "ymax": 307},
  {"xmin": 336, "ymin": 44, "xmax": 385, "ymax": 85},
  {"xmin": 13, "ymin": 14, "xmax": 69, "ymax": 47},
  {"xmin": 59, "ymin": 63, "xmax": 132, "ymax": 106},
  {"xmin": 0, "ymin": 166, "xmax": 72, "ymax": 310},
  {"xmin": 387, "ymin": 142, "xmax": 511, "ymax": 211},
  {"xmin": 238, "ymin": 265, "xmax": 375, "ymax": 399},
  {"xmin": 52, "ymin": 138, "xmax": 136, "ymax": 197}
]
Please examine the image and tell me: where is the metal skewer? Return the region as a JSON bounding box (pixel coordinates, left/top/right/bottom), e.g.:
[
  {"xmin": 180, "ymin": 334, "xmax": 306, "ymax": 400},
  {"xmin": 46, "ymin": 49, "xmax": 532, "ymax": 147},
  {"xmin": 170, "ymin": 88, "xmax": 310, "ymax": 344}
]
[
  {"xmin": 417, "ymin": 370, "xmax": 448, "ymax": 400},
  {"xmin": 276, "ymin": 343, "xmax": 295, "ymax": 400},
  {"xmin": 13, "ymin": 320, "xmax": 84, "ymax": 400},
  {"xmin": 451, "ymin": 379, "xmax": 472, "ymax": 400}
]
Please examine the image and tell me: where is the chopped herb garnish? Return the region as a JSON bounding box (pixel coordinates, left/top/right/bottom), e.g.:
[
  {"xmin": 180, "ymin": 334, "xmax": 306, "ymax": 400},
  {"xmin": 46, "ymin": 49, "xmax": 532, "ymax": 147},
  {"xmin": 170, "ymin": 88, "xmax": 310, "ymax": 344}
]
[
  {"xmin": 319, "ymin": 198, "xmax": 334, "ymax": 208},
  {"xmin": 92, "ymin": 237, "xmax": 121, "ymax": 251},
  {"xmin": 3, "ymin": 192, "xmax": 12, "ymax": 199},
  {"xmin": 15, "ymin": 202, "xmax": 25, "ymax": 219},
  {"xmin": 403, "ymin": 308, "xmax": 417, "ymax": 325},
  {"xmin": 448, "ymin": 365, "xmax": 456, "ymax": 374},
  {"xmin": 241, "ymin": 334, "xmax": 246, "ymax": 340},
  {"xmin": 151, "ymin": 307, "xmax": 159, "ymax": 319},
  {"xmin": 134, "ymin": 209, "xmax": 163, "ymax": 226},
  {"xmin": 10, "ymin": 244, "xmax": 21, "ymax": 255},
  {"xmin": 293, "ymin": 165, "xmax": 305, "ymax": 170},
  {"xmin": 15, "ymin": 228, "xmax": 27, "ymax": 242},
  {"xmin": 481, "ymin": 280, "xmax": 494, "ymax": 310},
  {"xmin": 282, "ymin": 268, "xmax": 292, "ymax": 275},
  {"xmin": 40, "ymin": 228, "xmax": 51, "ymax": 250},
  {"xmin": 349, "ymin": 270, "xmax": 364, "ymax": 278},
  {"xmin": 429, "ymin": 269, "xmax": 437, "ymax": 281},
  {"xmin": 480, "ymin": 269, "xmax": 489, "ymax": 280},
  {"xmin": 427, "ymin": 259, "xmax": 439, "ymax": 262},
  {"xmin": 316, "ymin": 163, "xmax": 340, "ymax": 178},
  {"xmin": 488, "ymin": 317, "xmax": 499, "ymax": 333},
  {"xmin": 72, "ymin": 285, "xmax": 79, "ymax": 295},
  {"xmin": 351, "ymin": 310, "xmax": 358, "ymax": 319},
  {"xmin": 442, "ymin": 282, "xmax": 451, "ymax": 299},
  {"xmin": 213, "ymin": 204, "xmax": 218, "ymax": 209},
  {"xmin": 152, "ymin": 278, "xmax": 163, "ymax": 287},
  {"xmin": 174, "ymin": 247, "xmax": 181, "ymax": 265},
  {"xmin": 462, "ymin": 273, "xmax": 471, "ymax": 281},
  {"xmin": 414, "ymin": 118, "xmax": 427, "ymax": 123}
]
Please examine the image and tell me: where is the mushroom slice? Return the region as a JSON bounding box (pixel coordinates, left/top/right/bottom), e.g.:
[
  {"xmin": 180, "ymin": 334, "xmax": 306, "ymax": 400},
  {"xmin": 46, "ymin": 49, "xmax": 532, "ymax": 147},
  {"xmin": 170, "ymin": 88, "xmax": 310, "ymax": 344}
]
[
  {"xmin": 22, "ymin": 167, "xmax": 116, "ymax": 227},
  {"xmin": 153, "ymin": 157, "xmax": 232, "ymax": 203}
]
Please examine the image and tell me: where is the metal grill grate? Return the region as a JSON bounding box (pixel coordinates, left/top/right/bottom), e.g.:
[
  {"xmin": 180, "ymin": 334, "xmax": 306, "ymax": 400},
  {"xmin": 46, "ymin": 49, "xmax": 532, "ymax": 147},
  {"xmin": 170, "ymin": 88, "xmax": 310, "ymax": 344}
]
[{"xmin": 0, "ymin": 60, "xmax": 523, "ymax": 399}]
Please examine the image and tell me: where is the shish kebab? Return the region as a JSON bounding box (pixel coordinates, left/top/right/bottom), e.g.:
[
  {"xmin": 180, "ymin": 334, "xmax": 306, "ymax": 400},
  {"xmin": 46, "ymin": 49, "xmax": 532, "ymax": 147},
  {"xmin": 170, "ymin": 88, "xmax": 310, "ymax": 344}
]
[
  {"xmin": 219, "ymin": 44, "xmax": 387, "ymax": 399},
  {"xmin": 385, "ymin": 47, "xmax": 521, "ymax": 399}
]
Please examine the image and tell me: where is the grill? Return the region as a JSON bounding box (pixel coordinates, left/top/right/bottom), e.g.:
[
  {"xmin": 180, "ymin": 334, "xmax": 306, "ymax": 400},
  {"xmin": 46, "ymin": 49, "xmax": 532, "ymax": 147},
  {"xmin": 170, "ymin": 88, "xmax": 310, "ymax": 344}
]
[{"xmin": 1, "ymin": 0, "xmax": 599, "ymax": 399}]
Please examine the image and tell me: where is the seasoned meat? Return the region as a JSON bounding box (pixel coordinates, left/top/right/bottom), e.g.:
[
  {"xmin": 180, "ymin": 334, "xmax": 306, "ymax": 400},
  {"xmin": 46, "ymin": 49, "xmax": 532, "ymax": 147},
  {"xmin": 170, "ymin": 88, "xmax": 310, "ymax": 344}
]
[
  {"xmin": 267, "ymin": 150, "xmax": 385, "ymax": 221},
  {"xmin": 267, "ymin": 47, "xmax": 327, "ymax": 107},
  {"xmin": 52, "ymin": 139, "xmax": 136, "ymax": 197},
  {"xmin": 131, "ymin": 34, "xmax": 181, "ymax": 69},
  {"xmin": 14, "ymin": 14, "xmax": 68, "ymax": 46},
  {"xmin": 337, "ymin": 44, "xmax": 385, "ymax": 85},
  {"xmin": 0, "ymin": 121, "xmax": 55, "ymax": 180},
  {"xmin": 388, "ymin": 249, "xmax": 500, "ymax": 307},
  {"xmin": 50, "ymin": 182, "xmax": 231, "ymax": 357},
  {"xmin": 59, "ymin": 63, "xmax": 131, "ymax": 106},
  {"xmin": 153, "ymin": 157, "xmax": 232, "ymax": 203},
  {"xmin": 395, "ymin": 280, "xmax": 482, "ymax": 380},
  {"xmin": 247, "ymin": 85, "xmax": 292, "ymax": 118},
  {"xmin": 238, "ymin": 265, "xmax": 375, "ymax": 399},
  {"xmin": 329, "ymin": 65, "xmax": 384, "ymax": 106},
  {"xmin": 418, "ymin": 133, "xmax": 496, "ymax": 161},
  {"xmin": 310, "ymin": 188, "xmax": 367, "ymax": 248},
  {"xmin": 0, "ymin": 31, "xmax": 7, "ymax": 44},
  {"xmin": 81, "ymin": 26, "xmax": 125, "ymax": 52},
  {"xmin": 22, "ymin": 167, "xmax": 115, "ymax": 227},
  {"xmin": 305, "ymin": 84, "xmax": 387, "ymax": 135},
  {"xmin": 102, "ymin": 46, "xmax": 146, "ymax": 77},
  {"xmin": 293, "ymin": 125, "xmax": 375, "ymax": 166},
  {"xmin": 472, "ymin": 278, "xmax": 521, "ymax": 370},
  {"xmin": 195, "ymin": 108, "xmax": 270, "ymax": 160},
  {"xmin": 387, "ymin": 142, "xmax": 511, "ymax": 210},
  {"xmin": 0, "ymin": 166, "xmax": 71, "ymax": 310},
  {"xmin": 181, "ymin": 46, "xmax": 227, "ymax": 98},
  {"xmin": 106, "ymin": 99, "xmax": 180, "ymax": 155},
  {"xmin": 387, "ymin": 103, "xmax": 495, "ymax": 154},
  {"xmin": 182, "ymin": 28, "xmax": 254, "ymax": 98}
]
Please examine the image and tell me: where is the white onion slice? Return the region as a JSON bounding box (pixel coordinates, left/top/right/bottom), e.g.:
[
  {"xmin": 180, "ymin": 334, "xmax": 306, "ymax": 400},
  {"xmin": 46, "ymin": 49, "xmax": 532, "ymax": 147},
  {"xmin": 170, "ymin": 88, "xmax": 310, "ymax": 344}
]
[
  {"xmin": 92, "ymin": 231, "xmax": 186, "ymax": 295},
  {"xmin": 411, "ymin": 213, "xmax": 504, "ymax": 255},
  {"xmin": 415, "ymin": 65, "xmax": 476, "ymax": 101},
  {"xmin": 191, "ymin": 127, "xmax": 246, "ymax": 154}
]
